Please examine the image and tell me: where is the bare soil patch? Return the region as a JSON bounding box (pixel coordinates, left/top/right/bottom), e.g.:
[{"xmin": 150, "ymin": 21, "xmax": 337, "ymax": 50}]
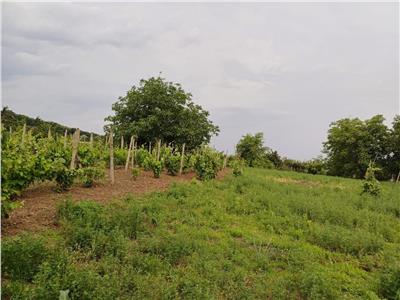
[{"xmin": 2, "ymin": 168, "xmax": 230, "ymax": 237}]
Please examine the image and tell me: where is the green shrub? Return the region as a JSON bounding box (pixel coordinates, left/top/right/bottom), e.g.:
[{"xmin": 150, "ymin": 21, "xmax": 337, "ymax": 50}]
[
  {"xmin": 183, "ymin": 154, "xmax": 196, "ymax": 173},
  {"xmin": 131, "ymin": 167, "xmax": 140, "ymax": 180},
  {"xmin": 164, "ymin": 153, "xmax": 181, "ymax": 176},
  {"xmin": 231, "ymin": 159, "xmax": 245, "ymax": 176},
  {"xmin": 78, "ymin": 166, "xmax": 104, "ymax": 187},
  {"xmin": 194, "ymin": 147, "xmax": 221, "ymax": 181},
  {"xmin": 2, "ymin": 235, "xmax": 48, "ymax": 282},
  {"xmin": 378, "ymin": 265, "xmax": 400, "ymax": 300},
  {"xmin": 362, "ymin": 164, "xmax": 381, "ymax": 196},
  {"xmin": 54, "ymin": 168, "xmax": 76, "ymax": 192},
  {"xmin": 146, "ymin": 157, "xmax": 162, "ymax": 178},
  {"xmin": 136, "ymin": 148, "xmax": 152, "ymax": 168},
  {"xmin": 114, "ymin": 148, "xmax": 128, "ymax": 166}
]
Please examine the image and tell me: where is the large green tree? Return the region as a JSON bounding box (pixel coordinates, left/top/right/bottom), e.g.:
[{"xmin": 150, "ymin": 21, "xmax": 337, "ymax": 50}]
[
  {"xmin": 236, "ymin": 132, "xmax": 277, "ymax": 168},
  {"xmin": 387, "ymin": 116, "xmax": 400, "ymax": 180},
  {"xmin": 105, "ymin": 77, "xmax": 219, "ymax": 149},
  {"xmin": 323, "ymin": 115, "xmax": 392, "ymax": 179}
]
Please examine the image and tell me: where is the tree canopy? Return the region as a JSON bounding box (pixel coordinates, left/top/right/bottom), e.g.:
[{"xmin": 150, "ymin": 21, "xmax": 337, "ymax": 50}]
[
  {"xmin": 236, "ymin": 132, "xmax": 280, "ymax": 168},
  {"xmin": 105, "ymin": 77, "xmax": 219, "ymax": 150},
  {"xmin": 323, "ymin": 115, "xmax": 398, "ymax": 179}
]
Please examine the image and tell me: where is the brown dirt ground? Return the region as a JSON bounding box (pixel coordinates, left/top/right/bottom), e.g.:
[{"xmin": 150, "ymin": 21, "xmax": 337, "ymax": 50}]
[{"xmin": 2, "ymin": 168, "xmax": 230, "ymax": 237}]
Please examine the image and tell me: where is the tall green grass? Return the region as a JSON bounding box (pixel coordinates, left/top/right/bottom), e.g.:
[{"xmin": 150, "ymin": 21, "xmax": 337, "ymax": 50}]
[{"xmin": 2, "ymin": 168, "xmax": 400, "ymax": 299}]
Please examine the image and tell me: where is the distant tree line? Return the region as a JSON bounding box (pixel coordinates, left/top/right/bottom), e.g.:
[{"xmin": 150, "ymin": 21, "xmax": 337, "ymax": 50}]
[
  {"xmin": 1, "ymin": 107, "xmax": 100, "ymax": 140},
  {"xmin": 236, "ymin": 114, "xmax": 400, "ymax": 181},
  {"xmin": 324, "ymin": 115, "xmax": 399, "ymax": 180}
]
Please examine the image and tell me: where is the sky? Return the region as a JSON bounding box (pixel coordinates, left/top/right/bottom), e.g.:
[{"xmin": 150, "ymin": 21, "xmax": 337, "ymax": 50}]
[{"xmin": 2, "ymin": 2, "xmax": 399, "ymax": 160}]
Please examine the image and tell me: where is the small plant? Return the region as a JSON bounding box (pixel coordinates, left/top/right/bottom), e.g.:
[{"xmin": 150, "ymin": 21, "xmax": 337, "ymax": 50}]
[
  {"xmin": 55, "ymin": 168, "xmax": 76, "ymax": 192},
  {"xmin": 231, "ymin": 159, "xmax": 245, "ymax": 176},
  {"xmin": 2, "ymin": 235, "xmax": 48, "ymax": 281},
  {"xmin": 145, "ymin": 156, "xmax": 163, "ymax": 178},
  {"xmin": 362, "ymin": 163, "xmax": 381, "ymax": 196},
  {"xmin": 164, "ymin": 153, "xmax": 181, "ymax": 176},
  {"xmin": 151, "ymin": 160, "xmax": 163, "ymax": 178},
  {"xmin": 78, "ymin": 166, "xmax": 104, "ymax": 187},
  {"xmin": 194, "ymin": 147, "xmax": 221, "ymax": 181},
  {"xmin": 131, "ymin": 167, "xmax": 140, "ymax": 180}
]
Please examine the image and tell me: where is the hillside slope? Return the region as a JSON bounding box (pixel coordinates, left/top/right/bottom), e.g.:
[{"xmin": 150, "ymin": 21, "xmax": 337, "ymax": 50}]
[
  {"xmin": 2, "ymin": 168, "xmax": 400, "ymax": 299},
  {"xmin": 1, "ymin": 107, "xmax": 101, "ymax": 138}
]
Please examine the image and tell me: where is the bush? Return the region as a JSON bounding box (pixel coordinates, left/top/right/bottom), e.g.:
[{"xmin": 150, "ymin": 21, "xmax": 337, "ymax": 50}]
[
  {"xmin": 164, "ymin": 153, "xmax": 181, "ymax": 176},
  {"xmin": 135, "ymin": 148, "xmax": 152, "ymax": 168},
  {"xmin": 194, "ymin": 147, "xmax": 221, "ymax": 181},
  {"xmin": 2, "ymin": 235, "xmax": 48, "ymax": 281},
  {"xmin": 183, "ymin": 154, "xmax": 196, "ymax": 173},
  {"xmin": 54, "ymin": 168, "xmax": 76, "ymax": 192},
  {"xmin": 231, "ymin": 159, "xmax": 245, "ymax": 176},
  {"xmin": 362, "ymin": 164, "xmax": 381, "ymax": 196},
  {"xmin": 78, "ymin": 166, "xmax": 104, "ymax": 187},
  {"xmin": 114, "ymin": 148, "xmax": 128, "ymax": 166},
  {"xmin": 150, "ymin": 159, "xmax": 163, "ymax": 178},
  {"xmin": 378, "ymin": 265, "xmax": 400, "ymax": 300},
  {"xmin": 131, "ymin": 167, "xmax": 140, "ymax": 180}
]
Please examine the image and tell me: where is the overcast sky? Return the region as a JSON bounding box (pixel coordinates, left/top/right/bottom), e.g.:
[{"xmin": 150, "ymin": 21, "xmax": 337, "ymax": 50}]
[{"xmin": 2, "ymin": 2, "xmax": 399, "ymax": 159}]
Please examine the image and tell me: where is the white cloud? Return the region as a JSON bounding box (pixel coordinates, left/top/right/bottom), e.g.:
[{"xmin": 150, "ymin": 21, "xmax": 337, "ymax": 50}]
[{"xmin": 2, "ymin": 2, "xmax": 398, "ymax": 159}]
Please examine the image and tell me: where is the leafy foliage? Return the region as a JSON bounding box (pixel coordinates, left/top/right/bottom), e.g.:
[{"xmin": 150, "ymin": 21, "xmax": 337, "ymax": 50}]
[
  {"xmin": 362, "ymin": 163, "xmax": 381, "ymax": 196},
  {"xmin": 105, "ymin": 76, "xmax": 219, "ymax": 150},
  {"xmin": 2, "ymin": 235, "xmax": 48, "ymax": 282},
  {"xmin": 230, "ymin": 158, "xmax": 245, "ymax": 176},
  {"xmin": 78, "ymin": 166, "xmax": 105, "ymax": 187},
  {"xmin": 236, "ymin": 132, "xmax": 278, "ymax": 168},
  {"xmin": 164, "ymin": 151, "xmax": 181, "ymax": 176},
  {"xmin": 131, "ymin": 167, "xmax": 140, "ymax": 180},
  {"xmin": 324, "ymin": 115, "xmax": 398, "ymax": 179},
  {"xmin": 193, "ymin": 147, "xmax": 222, "ymax": 180}
]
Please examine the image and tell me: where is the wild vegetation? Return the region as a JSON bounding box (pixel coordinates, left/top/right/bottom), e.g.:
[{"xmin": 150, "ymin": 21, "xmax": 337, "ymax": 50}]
[
  {"xmin": 2, "ymin": 168, "xmax": 399, "ymax": 299},
  {"xmin": 2, "ymin": 77, "xmax": 399, "ymax": 299}
]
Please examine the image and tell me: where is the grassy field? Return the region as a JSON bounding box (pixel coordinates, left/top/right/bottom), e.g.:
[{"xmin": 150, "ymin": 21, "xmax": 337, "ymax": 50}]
[{"xmin": 2, "ymin": 168, "xmax": 400, "ymax": 299}]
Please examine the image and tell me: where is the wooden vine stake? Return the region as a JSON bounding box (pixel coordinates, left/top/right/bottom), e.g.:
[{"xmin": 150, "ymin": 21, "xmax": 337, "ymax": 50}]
[
  {"xmin": 149, "ymin": 141, "xmax": 152, "ymax": 154},
  {"xmin": 121, "ymin": 136, "xmax": 124, "ymax": 149},
  {"xmin": 156, "ymin": 139, "xmax": 161, "ymax": 161},
  {"xmin": 48, "ymin": 127, "xmax": 52, "ymax": 139},
  {"xmin": 179, "ymin": 143, "xmax": 185, "ymax": 176},
  {"xmin": 90, "ymin": 133, "xmax": 94, "ymax": 148},
  {"xmin": 109, "ymin": 128, "xmax": 115, "ymax": 185},
  {"xmin": 63, "ymin": 129, "xmax": 68, "ymax": 148},
  {"xmin": 396, "ymin": 170, "xmax": 400, "ymax": 183},
  {"xmin": 70, "ymin": 129, "xmax": 80, "ymax": 169},
  {"xmin": 223, "ymin": 152, "xmax": 228, "ymax": 169},
  {"xmin": 125, "ymin": 136, "xmax": 134, "ymax": 171},
  {"xmin": 21, "ymin": 123, "xmax": 26, "ymax": 144},
  {"xmin": 131, "ymin": 140, "xmax": 137, "ymax": 168}
]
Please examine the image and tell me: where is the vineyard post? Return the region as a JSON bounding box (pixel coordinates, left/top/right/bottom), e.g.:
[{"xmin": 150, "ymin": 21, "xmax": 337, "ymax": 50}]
[
  {"xmin": 179, "ymin": 143, "xmax": 185, "ymax": 176},
  {"xmin": 48, "ymin": 127, "xmax": 52, "ymax": 139},
  {"xmin": 109, "ymin": 128, "xmax": 115, "ymax": 185},
  {"xmin": 9, "ymin": 126, "xmax": 12, "ymax": 134},
  {"xmin": 63, "ymin": 129, "xmax": 68, "ymax": 148},
  {"xmin": 396, "ymin": 170, "xmax": 400, "ymax": 183},
  {"xmin": 121, "ymin": 135, "xmax": 124, "ymax": 149},
  {"xmin": 156, "ymin": 139, "xmax": 161, "ymax": 161},
  {"xmin": 70, "ymin": 129, "xmax": 80, "ymax": 169},
  {"xmin": 125, "ymin": 136, "xmax": 134, "ymax": 171},
  {"xmin": 131, "ymin": 139, "xmax": 136, "ymax": 168},
  {"xmin": 90, "ymin": 133, "xmax": 94, "ymax": 148},
  {"xmin": 21, "ymin": 123, "xmax": 26, "ymax": 144},
  {"xmin": 223, "ymin": 152, "xmax": 228, "ymax": 169},
  {"xmin": 149, "ymin": 141, "xmax": 152, "ymax": 154}
]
